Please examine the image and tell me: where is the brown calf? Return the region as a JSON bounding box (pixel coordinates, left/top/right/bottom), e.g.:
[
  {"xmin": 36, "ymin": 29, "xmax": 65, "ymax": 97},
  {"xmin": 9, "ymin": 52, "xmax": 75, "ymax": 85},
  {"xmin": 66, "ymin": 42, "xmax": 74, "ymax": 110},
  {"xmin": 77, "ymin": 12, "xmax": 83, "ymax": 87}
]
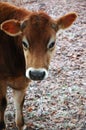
[{"xmin": 0, "ymin": 2, "xmax": 77, "ymax": 130}]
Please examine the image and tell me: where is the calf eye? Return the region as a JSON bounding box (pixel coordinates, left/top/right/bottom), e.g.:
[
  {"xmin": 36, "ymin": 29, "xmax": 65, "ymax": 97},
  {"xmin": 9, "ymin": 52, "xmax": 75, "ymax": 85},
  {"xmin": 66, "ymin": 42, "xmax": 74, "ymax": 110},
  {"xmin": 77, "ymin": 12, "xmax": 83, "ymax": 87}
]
[
  {"xmin": 48, "ymin": 42, "xmax": 55, "ymax": 49},
  {"xmin": 22, "ymin": 41, "xmax": 28, "ymax": 48},
  {"xmin": 47, "ymin": 37, "xmax": 56, "ymax": 50},
  {"xmin": 22, "ymin": 36, "xmax": 29, "ymax": 50}
]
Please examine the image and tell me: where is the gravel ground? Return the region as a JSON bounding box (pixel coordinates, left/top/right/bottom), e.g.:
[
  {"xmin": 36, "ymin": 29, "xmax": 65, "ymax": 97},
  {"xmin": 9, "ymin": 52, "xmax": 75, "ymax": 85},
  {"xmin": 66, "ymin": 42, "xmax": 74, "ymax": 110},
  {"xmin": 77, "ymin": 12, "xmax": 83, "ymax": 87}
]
[{"xmin": 1, "ymin": 0, "xmax": 86, "ymax": 130}]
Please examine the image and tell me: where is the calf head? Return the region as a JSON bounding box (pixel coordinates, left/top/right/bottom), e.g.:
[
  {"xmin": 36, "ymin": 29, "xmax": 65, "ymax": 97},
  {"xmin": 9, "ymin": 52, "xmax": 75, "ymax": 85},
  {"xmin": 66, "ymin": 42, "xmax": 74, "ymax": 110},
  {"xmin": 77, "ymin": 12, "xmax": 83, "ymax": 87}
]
[{"xmin": 0, "ymin": 12, "xmax": 77, "ymax": 80}]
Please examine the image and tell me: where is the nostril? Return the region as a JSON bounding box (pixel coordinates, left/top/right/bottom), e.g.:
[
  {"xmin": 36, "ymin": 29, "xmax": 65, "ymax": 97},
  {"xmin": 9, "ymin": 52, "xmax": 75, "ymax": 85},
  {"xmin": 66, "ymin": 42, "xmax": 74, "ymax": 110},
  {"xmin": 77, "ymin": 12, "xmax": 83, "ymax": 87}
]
[
  {"xmin": 42, "ymin": 71, "xmax": 45, "ymax": 78},
  {"xmin": 29, "ymin": 70, "xmax": 45, "ymax": 80},
  {"xmin": 29, "ymin": 71, "xmax": 37, "ymax": 77},
  {"xmin": 29, "ymin": 70, "xmax": 32, "ymax": 76}
]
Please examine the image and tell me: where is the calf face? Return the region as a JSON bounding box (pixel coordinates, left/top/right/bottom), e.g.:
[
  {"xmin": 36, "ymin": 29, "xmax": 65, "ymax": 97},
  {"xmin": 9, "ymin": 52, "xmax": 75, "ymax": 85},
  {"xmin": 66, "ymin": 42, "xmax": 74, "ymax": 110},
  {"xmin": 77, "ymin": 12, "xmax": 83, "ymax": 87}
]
[{"xmin": 1, "ymin": 12, "xmax": 77, "ymax": 81}]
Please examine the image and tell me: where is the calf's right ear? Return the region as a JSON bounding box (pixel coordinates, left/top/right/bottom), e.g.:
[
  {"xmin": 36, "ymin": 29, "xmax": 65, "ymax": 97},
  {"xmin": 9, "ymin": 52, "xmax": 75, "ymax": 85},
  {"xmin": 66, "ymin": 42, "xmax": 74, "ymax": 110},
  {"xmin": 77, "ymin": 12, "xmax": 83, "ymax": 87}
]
[{"xmin": 0, "ymin": 19, "xmax": 22, "ymax": 36}]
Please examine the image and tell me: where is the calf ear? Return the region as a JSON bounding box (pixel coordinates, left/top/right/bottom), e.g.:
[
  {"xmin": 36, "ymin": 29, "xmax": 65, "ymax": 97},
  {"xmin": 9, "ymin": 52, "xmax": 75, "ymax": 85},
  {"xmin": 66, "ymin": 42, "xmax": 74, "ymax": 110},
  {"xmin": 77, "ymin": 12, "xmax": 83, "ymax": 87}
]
[
  {"xmin": 53, "ymin": 13, "xmax": 77, "ymax": 31},
  {"xmin": 0, "ymin": 19, "xmax": 22, "ymax": 36}
]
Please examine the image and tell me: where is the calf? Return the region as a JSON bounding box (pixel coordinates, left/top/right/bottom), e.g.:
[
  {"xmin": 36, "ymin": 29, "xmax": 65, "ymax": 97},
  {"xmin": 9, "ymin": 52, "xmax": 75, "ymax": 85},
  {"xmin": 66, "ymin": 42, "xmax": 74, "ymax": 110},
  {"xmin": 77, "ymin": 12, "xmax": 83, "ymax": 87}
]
[{"xmin": 0, "ymin": 2, "xmax": 77, "ymax": 130}]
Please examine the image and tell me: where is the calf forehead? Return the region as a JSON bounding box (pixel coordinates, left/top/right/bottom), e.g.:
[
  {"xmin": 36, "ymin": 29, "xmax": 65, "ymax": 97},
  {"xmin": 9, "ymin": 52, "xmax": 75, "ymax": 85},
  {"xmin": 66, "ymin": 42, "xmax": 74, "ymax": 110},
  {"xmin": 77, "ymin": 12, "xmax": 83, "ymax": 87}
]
[
  {"xmin": 24, "ymin": 12, "xmax": 53, "ymax": 38},
  {"xmin": 29, "ymin": 12, "xmax": 51, "ymax": 29},
  {"xmin": 24, "ymin": 12, "xmax": 55, "ymax": 46}
]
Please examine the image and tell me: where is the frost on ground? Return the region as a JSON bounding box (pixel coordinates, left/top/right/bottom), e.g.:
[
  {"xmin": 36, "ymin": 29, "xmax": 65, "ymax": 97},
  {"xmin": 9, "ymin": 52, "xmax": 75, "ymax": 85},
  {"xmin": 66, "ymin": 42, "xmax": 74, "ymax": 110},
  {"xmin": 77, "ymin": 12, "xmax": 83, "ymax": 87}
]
[{"xmin": 3, "ymin": 0, "xmax": 86, "ymax": 129}]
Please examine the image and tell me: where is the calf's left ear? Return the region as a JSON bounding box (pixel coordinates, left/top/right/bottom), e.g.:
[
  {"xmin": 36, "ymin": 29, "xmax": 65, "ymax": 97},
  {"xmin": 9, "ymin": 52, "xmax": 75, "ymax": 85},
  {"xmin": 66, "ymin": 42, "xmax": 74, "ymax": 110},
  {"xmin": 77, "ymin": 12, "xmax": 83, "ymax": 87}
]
[
  {"xmin": 0, "ymin": 19, "xmax": 22, "ymax": 36},
  {"xmin": 52, "ymin": 12, "xmax": 77, "ymax": 31}
]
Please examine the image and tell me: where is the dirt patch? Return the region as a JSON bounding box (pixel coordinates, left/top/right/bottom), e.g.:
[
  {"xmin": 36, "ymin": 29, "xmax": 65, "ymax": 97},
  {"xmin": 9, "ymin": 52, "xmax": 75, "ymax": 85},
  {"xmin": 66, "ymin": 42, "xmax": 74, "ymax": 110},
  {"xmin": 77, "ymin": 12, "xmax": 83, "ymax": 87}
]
[{"xmin": 2, "ymin": 0, "xmax": 86, "ymax": 129}]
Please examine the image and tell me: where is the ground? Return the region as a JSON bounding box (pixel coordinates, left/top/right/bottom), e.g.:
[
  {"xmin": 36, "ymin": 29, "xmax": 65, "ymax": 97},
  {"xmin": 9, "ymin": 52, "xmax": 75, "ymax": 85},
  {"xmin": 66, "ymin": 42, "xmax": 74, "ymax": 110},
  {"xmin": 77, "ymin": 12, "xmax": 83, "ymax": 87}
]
[{"xmin": 2, "ymin": 0, "xmax": 86, "ymax": 129}]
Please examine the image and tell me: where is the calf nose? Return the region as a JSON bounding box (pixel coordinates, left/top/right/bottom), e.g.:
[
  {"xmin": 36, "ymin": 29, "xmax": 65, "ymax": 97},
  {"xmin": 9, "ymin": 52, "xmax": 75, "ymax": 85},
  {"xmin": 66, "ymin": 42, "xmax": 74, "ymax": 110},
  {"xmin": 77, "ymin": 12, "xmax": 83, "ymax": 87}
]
[
  {"xmin": 29, "ymin": 70, "xmax": 45, "ymax": 80},
  {"xmin": 26, "ymin": 68, "xmax": 48, "ymax": 80}
]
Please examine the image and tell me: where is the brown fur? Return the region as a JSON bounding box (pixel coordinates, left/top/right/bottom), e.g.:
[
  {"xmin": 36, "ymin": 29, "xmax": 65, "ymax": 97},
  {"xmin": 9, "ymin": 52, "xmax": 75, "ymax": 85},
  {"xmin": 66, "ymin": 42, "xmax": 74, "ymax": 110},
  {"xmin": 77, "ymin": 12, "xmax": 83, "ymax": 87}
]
[
  {"xmin": 0, "ymin": 2, "xmax": 77, "ymax": 130},
  {"xmin": 0, "ymin": 2, "xmax": 30, "ymax": 23}
]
